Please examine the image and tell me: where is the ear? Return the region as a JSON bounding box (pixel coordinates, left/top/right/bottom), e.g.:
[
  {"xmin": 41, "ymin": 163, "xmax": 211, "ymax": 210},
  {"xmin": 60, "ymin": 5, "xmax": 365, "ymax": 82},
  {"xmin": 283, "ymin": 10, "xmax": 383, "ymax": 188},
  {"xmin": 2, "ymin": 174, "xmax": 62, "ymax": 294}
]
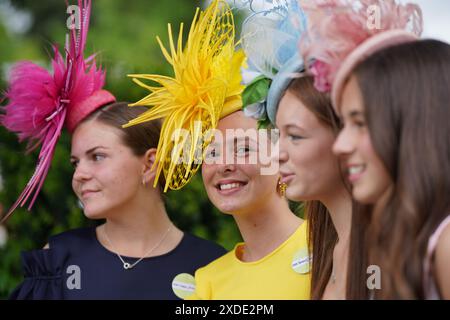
[{"xmin": 141, "ymin": 148, "xmax": 157, "ymax": 186}]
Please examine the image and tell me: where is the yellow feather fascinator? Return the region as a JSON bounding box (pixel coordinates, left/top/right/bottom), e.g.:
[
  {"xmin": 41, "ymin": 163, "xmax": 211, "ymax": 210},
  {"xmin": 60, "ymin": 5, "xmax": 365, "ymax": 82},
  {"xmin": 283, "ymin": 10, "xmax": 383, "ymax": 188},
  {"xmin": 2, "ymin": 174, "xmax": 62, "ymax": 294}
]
[{"xmin": 124, "ymin": 0, "xmax": 244, "ymax": 192}]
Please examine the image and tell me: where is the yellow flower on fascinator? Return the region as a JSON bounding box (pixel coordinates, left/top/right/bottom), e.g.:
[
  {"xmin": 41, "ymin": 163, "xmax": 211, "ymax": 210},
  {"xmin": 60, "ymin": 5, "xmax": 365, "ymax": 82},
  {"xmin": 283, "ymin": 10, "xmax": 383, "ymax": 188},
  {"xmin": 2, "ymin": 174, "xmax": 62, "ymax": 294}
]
[{"xmin": 124, "ymin": 0, "xmax": 244, "ymax": 192}]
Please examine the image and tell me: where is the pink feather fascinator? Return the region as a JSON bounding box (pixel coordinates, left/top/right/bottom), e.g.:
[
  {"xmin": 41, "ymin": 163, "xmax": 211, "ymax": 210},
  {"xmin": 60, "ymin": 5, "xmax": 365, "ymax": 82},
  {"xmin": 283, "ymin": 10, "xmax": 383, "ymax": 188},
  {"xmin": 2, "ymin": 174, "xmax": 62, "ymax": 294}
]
[
  {"xmin": 0, "ymin": 0, "xmax": 115, "ymax": 221},
  {"xmin": 299, "ymin": 0, "xmax": 423, "ymax": 110}
]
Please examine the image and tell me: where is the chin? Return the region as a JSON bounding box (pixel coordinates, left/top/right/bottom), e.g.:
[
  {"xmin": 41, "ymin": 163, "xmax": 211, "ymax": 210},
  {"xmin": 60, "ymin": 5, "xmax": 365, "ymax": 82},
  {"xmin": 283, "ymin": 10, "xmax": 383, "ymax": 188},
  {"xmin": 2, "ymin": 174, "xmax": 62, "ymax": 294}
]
[
  {"xmin": 285, "ymin": 184, "xmax": 308, "ymax": 202},
  {"xmin": 216, "ymin": 203, "xmax": 240, "ymax": 215},
  {"xmin": 285, "ymin": 189, "xmax": 301, "ymax": 202},
  {"xmin": 207, "ymin": 191, "xmax": 243, "ymax": 214},
  {"xmin": 214, "ymin": 199, "xmax": 247, "ymax": 215},
  {"xmin": 82, "ymin": 206, "xmax": 108, "ymax": 220},
  {"xmin": 352, "ymin": 187, "xmax": 375, "ymax": 205}
]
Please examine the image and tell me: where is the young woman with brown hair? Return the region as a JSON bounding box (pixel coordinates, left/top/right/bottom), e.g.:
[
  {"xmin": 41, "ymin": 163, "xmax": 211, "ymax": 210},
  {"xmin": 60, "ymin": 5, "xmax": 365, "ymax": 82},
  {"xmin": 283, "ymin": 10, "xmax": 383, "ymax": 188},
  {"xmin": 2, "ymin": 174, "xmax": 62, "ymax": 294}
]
[
  {"xmin": 302, "ymin": 0, "xmax": 450, "ymax": 299},
  {"xmin": 276, "ymin": 76, "xmax": 368, "ymax": 299},
  {"xmin": 333, "ymin": 39, "xmax": 450, "ymax": 299},
  {"xmin": 238, "ymin": 0, "xmax": 366, "ymax": 299}
]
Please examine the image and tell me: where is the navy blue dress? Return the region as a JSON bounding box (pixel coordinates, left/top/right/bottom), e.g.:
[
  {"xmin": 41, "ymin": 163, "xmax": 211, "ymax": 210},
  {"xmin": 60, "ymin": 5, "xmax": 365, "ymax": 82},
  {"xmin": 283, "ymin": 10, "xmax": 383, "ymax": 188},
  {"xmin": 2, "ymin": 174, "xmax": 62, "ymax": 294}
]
[{"xmin": 10, "ymin": 227, "xmax": 226, "ymax": 300}]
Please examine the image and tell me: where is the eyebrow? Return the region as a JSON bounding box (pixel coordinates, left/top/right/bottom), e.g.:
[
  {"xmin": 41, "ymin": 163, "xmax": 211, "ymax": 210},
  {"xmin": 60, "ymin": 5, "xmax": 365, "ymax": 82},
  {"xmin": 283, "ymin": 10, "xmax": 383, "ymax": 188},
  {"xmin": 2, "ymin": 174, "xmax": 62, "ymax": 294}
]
[
  {"xmin": 284, "ymin": 124, "xmax": 307, "ymax": 132},
  {"xmin": 70, "ymin": 146, "xmax": 109, "ymax": 160},
  {"xmin": 348, "ymin": 110, "xmax": 364, "ymax": 118}
]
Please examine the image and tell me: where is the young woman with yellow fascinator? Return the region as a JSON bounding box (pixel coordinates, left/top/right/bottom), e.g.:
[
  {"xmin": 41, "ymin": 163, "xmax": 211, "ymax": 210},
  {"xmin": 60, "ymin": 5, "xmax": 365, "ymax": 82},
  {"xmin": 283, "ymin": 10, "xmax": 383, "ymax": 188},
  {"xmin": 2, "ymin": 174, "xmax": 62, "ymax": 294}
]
[{"xmin": 125, "ymin": 0, "xmax": 310, "ymax": 300}]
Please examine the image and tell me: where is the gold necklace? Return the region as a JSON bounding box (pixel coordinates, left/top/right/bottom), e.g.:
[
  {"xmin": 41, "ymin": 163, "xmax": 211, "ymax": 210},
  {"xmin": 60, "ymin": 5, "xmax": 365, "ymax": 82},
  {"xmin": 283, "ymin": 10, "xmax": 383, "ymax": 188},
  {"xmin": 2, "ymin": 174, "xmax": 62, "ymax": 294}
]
[{"xmin": 103, "ymin": 225, "xmax": 172, "ymax": 270}]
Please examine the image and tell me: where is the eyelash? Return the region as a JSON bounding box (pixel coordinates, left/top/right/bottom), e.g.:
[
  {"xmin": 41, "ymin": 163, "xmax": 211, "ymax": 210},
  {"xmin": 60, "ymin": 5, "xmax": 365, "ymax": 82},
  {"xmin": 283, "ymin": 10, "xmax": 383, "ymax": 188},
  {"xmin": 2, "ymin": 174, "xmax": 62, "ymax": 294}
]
[
  {"xmin": 206, "ymin": 144, "xmax": 254, "ymax": 159},
  {"xmin": 70, "ymin": 154, "xmax": 105, "ymax": 168},
  {"xmin": 288, "ymin": 134, "xmax": 304, "ymax": 141},
  {"xmin": 353, "ymin": 120, "xmax": 366, "ymax": 128},
  {"xmin": 70, "ymin": 160, "xmax": 79, "ymax": 168},
  {"xmin": 235, "ymin": 146, "xmax": 251, "ymax": 156},
  {"xmin": 93, "ymin": 153, "xmax": 105, "ymax": 161}
]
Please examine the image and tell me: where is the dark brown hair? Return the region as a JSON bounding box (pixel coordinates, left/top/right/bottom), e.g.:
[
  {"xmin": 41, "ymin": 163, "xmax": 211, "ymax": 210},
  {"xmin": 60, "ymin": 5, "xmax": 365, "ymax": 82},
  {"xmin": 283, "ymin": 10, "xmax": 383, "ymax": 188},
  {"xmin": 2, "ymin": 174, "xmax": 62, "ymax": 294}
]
[
  {"xmin": 81, "ymin": 102, "xmax": 166, "ymax": 193},
  {"xmin": 287, "ymin": 76, "xmax": 369, "ymax": 299},
  {"xmin": 352, "ymin": 39, "xmax": 450, "ymax": 299}
]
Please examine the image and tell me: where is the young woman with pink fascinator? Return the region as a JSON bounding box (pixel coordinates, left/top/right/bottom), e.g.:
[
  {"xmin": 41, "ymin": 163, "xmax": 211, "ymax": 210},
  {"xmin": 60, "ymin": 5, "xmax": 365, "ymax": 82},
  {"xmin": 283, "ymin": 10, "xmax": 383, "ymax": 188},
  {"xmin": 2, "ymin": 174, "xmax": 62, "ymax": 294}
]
[
  {"xmin": 301, "ymin": 0, "xmax": 450, "ymax": 299},
  {"xmin": 2, "ymin": 1, "xmax": 225, "ymax": 299}
]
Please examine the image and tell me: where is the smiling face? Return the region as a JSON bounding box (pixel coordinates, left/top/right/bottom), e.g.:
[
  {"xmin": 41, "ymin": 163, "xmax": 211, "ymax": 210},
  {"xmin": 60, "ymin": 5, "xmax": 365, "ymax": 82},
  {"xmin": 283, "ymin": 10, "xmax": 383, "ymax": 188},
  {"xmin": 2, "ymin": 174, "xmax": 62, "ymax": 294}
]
[
  {"xmin": 333, "ymin": 76, "xmax": 392, "ymax": 204},
  {"xmin": 71, "ymin": 119, "xmax": 145, "ymax": 219},
  {"xmin": 201, "ymin": 111, "xmax": 279, "ymax": 215},
  {"xmin": 276, "ymin": 90, "xmax": 342, "ymax": 202}
]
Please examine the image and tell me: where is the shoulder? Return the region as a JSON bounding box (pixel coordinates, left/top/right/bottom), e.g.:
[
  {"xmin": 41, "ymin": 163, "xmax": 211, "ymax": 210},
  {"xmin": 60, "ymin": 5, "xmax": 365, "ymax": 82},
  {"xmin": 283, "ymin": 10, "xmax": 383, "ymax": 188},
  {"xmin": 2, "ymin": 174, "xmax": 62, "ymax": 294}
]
[
  {"xmin": 48, "ymin": 226, "xmax": 96, "ymax": 250},
  {"xmin": 289, "ymin": 219, "xmax": 309, "ymax": 246},
  {"xmin": 434, "ymin": 219, "xmax": 450, "ymax": 299},
  {"xmin": 192, "ymin": 249, "xmax": 235, "ymax": 298},
  {"xmin": 180, "ymin": 233, "xmax": 227, "ymax": 258},
  {"xmin": 196, "ymin": 248, "xmax": 235, "ymax": 274},
  {"xmin": 178, "ymin": 239, "xmax": 231, "ymax": 300},
  {"xmin": 189, "ymin": 250, "xmax": 235, "ymax": 300}
]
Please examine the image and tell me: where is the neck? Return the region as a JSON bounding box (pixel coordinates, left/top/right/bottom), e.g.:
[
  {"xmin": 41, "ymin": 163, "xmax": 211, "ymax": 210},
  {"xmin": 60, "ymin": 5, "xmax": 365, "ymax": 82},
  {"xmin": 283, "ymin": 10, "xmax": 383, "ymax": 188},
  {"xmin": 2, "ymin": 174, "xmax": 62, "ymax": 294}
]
[
  {"xmin": 233, "ymin": 194, "xmax": 301, "ymax": 262},
  {"xmin": 321, "ymin": 185, "xmax": 352, "ymax": 245},
  {"xmin": 99, "ymin": 189, "xmax": 180, "ymax": 257},
  {"xmin": 373, "ymin": 185, "xmax": 393, "ymax": 220},
  {"xmin": 320, "ymin": 184, "xmax": 353, "ymax": 299}
]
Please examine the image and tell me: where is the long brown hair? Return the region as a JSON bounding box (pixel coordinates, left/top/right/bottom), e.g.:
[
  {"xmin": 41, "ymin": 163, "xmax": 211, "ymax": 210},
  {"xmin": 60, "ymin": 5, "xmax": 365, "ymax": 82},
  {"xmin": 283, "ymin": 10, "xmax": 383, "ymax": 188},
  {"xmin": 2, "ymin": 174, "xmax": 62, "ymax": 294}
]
[
  {"xmin": 352, "ymin": 39, "xmax": 450, "ymax": 299},
  {"xmin": 81, "ymin": 102, "xmax": 166, "ymax": 193},
  {"xmin": 286, "ymin": 76, "xmax": 369, "ymax": 299}
]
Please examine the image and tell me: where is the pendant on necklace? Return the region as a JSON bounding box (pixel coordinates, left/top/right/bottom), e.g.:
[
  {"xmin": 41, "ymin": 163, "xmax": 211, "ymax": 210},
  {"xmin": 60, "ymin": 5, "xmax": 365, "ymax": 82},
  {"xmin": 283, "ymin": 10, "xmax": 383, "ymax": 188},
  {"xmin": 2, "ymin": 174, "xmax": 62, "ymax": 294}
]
[{"xmin": 123, "ymin": 262, "xmax": 132, "ymax": 270}]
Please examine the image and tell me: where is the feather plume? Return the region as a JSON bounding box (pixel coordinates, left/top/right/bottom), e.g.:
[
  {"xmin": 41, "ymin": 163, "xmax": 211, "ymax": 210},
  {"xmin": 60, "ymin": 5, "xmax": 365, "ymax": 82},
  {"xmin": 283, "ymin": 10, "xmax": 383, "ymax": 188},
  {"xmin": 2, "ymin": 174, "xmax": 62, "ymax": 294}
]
[
  {"xmin": 0, "ymin": 0, "xmax": 106, "ymax": 221},
  {"xmin": 299, "ymin": 0, "xmax": 423, "ymax": 93},
  {"xmin": 124, "ymin": 0, "xmax": 244, "ymax": 192}
]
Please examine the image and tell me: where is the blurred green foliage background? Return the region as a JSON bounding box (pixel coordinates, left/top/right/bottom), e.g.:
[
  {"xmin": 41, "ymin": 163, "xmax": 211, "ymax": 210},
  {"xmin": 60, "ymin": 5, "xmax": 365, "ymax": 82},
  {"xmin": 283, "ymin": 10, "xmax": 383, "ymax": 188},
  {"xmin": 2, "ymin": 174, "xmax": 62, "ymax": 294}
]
[{"xmin": 0, "ymin": 0, "xmax": 300, "ymax": 299}]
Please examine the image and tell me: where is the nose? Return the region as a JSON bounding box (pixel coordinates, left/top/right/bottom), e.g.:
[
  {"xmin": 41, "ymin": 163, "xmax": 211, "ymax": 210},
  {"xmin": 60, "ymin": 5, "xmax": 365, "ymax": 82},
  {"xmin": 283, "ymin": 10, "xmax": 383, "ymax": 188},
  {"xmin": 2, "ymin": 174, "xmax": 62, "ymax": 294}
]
[
  {"xmin": 217, "ymin": 162, "xmax": 236, "ymax": 175},
  {"xmin": 211, "ymin": 142, "xmax": 238, "ymax": 174},
  {"xmin": 72, "ymin": 160, "xmax": 93, "ymax": 182},
  {"xmin": 272, "ymin": 137, "xmax": 288, "ymax": 164},
  {"xmin": 333, "ymin": 127, "xmax": 354, "ymax": 156}
]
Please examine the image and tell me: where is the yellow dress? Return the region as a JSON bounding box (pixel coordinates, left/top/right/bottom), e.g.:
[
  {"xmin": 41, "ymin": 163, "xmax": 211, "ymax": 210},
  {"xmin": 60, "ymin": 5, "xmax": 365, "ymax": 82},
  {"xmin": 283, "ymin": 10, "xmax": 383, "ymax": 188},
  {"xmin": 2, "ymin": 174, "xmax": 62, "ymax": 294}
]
[{"xmin": 187, "ymin": 221, "xmax": 311, "ymax": 300}]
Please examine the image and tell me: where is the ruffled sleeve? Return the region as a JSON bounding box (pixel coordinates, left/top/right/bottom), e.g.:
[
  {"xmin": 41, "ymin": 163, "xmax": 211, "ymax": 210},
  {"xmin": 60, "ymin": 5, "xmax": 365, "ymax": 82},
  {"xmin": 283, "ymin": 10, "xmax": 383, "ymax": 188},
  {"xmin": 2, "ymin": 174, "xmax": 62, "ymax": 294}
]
[{"xmin": 9, "ymin": 247, "xmax": 69, "ymax": 300}]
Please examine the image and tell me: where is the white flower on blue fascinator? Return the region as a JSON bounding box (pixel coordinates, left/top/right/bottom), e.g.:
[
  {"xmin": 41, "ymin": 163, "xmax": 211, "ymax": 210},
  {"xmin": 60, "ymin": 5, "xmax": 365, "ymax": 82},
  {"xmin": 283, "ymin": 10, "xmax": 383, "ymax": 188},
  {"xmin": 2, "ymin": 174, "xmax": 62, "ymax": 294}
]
[{"xmin": 240, "ymin": 0, "xmax": 307, "ymax": 127}]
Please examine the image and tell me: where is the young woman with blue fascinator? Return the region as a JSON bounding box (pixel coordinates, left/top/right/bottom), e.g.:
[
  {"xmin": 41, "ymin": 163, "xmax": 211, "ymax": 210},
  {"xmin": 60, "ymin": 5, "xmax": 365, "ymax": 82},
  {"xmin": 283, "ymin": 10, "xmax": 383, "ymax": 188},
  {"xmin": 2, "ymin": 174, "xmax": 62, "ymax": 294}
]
[{"xmin": 238, "ymin": 0, "xmax": 369, "ymax": 299}]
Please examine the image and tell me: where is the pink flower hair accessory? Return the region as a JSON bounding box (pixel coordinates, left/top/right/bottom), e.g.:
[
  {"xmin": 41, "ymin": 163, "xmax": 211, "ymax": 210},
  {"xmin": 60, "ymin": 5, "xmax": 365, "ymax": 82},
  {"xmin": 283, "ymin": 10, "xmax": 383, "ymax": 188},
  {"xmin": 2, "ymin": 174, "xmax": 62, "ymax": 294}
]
[
  {"xmin": 0, "ymin": 0, "xmax": 115, "ymax": 221},
  {"xmin": 299, "ymin": 0, "xmax": 423, "ymax": 111}
]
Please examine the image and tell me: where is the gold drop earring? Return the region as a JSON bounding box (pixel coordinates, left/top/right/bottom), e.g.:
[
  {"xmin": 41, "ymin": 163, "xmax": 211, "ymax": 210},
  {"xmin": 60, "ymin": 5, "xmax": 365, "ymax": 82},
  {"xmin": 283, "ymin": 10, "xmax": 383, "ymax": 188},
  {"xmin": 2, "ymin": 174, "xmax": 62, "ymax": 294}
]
[{"xmin": 277, "ymin": 177, "xmax": 287, "ymax": 197}]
